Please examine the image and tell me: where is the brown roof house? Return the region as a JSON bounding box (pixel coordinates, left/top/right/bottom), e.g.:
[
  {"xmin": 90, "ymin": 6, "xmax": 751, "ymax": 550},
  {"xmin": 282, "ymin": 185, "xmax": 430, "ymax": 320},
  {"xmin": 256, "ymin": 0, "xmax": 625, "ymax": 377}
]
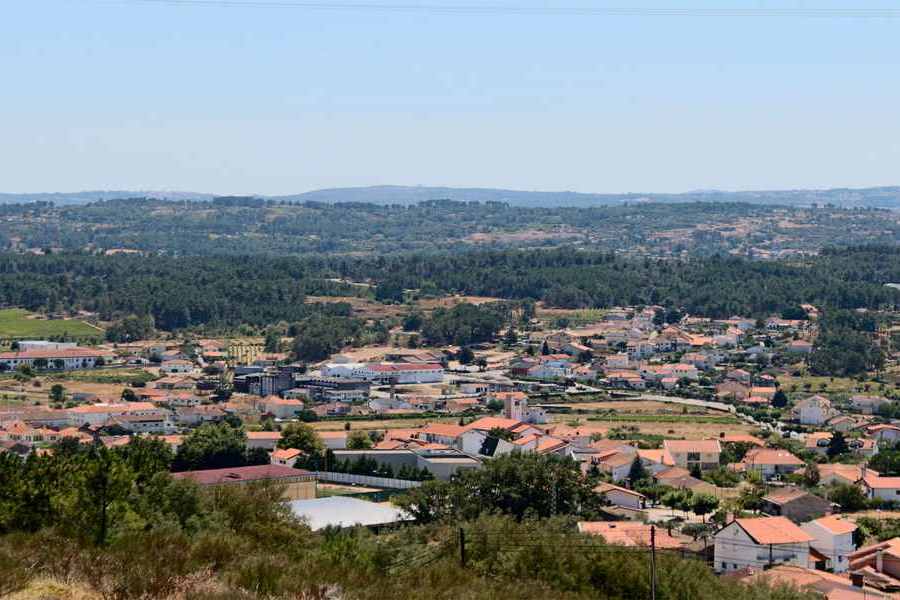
[
  {"xmin": 761, "ymin": 487, "xmax": 832, "ymax": 523},
  {"xmin": 172, "ymin": 464, "xmax": 316, "ymax": 501}
]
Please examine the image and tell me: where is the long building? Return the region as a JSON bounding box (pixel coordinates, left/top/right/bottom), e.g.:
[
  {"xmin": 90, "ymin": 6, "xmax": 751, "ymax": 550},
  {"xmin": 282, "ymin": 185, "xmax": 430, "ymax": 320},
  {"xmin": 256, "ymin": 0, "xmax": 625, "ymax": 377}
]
[
  {"xmin": 0, "ymin": 347, "xmax": 113, "ymax": 371},
  {"xmin": 322, "ymin": 362, "xmax": 444, "ymax": 384}
]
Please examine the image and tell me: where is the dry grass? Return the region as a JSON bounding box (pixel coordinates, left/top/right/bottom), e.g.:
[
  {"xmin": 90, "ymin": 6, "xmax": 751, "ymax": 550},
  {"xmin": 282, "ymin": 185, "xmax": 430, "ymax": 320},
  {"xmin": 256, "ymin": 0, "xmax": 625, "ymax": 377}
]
[{"xmin": 7, "ymin": 578, "xmax": 101, "ymax": 600}]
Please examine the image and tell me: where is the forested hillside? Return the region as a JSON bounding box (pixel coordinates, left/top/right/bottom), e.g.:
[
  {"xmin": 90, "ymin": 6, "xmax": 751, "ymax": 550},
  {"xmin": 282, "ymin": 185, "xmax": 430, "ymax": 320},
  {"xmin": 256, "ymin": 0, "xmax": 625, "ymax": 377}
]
[
  {"xmin": 2, "ymin": 197, "xmax": 898, "ymax": 257},
  {"xmin": 1, "ymin": 246, "xmax": 898, "ymax": 332}
]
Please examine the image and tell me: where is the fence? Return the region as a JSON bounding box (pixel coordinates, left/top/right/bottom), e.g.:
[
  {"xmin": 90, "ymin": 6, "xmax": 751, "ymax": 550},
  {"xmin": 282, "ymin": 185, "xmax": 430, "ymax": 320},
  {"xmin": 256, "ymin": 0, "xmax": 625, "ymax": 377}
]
[{"xmin": 313, "ymin": 471, "xmax": 423, "ymax": 490}]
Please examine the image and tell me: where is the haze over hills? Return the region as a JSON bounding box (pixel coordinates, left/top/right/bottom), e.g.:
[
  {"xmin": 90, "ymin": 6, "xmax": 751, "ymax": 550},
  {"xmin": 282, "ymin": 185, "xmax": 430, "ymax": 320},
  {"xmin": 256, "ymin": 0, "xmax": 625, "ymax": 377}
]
[{"xmin": 3, "ymin": 184, "xmax": 900, "ymax": 208}]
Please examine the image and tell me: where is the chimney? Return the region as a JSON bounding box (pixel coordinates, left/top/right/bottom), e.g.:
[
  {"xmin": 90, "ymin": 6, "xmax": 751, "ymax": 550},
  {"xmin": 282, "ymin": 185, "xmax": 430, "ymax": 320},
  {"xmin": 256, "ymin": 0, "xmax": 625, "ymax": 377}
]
[{"xmin": 849, "ymin": 572, "xmax": 864, "ymax": 588}]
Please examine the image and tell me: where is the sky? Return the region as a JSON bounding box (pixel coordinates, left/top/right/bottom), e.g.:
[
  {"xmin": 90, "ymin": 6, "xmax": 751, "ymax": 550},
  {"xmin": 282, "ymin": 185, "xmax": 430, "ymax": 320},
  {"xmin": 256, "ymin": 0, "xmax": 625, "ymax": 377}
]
[{"xmin": 2, "ymin": 0, "xmax": 900, "ymax": 196}]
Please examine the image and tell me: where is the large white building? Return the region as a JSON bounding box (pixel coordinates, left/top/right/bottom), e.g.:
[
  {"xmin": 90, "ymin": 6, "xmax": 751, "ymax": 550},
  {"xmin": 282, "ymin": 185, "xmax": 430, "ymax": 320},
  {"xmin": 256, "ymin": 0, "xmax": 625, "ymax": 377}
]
[
  {"xmin": 66, "ymin": 402, "xmax": 159, "ymax": 427},
  {"xmin": 0, "ymin": 347, "xmax": 113, "ymax": 371},
  {"xmin": 322, "ymin": 362, "xmax": 444, "ymax": 384},
  {"xmin": 714, "ymin": 517, "xmax": 812, "ymax": 573}
]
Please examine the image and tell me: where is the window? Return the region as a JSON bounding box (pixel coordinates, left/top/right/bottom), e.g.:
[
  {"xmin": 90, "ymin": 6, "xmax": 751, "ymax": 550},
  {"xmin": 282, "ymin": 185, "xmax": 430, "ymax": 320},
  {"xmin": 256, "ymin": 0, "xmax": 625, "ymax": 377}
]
[{"xmin": 687, "ymin": 452, "xmax": 701, "ymax": 461}]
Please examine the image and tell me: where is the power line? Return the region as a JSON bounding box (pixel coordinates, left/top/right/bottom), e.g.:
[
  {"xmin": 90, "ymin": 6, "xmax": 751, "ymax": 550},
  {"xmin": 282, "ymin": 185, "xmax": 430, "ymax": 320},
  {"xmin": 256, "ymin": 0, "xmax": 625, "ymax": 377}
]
[{"xmin": 71, "ymin": 0, "xmax": 900, "ymax": 19}]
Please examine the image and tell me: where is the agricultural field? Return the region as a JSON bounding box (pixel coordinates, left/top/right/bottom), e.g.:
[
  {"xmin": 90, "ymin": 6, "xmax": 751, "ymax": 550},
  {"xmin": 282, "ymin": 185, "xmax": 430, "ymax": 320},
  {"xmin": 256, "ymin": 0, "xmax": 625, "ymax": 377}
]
[
  {"xmin": 312, "ymin": 416, "xmax": 461, "ymax": 432},
  {"xmin": 544, "ymin": 397, "xmax": 754, "ymax": 439},
  {"xmin": 776, "ymin": 373, "xmax": 885, "ymax": 396},
  {"xmin": 0, "ymin": 309, "xmax": 103, "ymax": 341}
]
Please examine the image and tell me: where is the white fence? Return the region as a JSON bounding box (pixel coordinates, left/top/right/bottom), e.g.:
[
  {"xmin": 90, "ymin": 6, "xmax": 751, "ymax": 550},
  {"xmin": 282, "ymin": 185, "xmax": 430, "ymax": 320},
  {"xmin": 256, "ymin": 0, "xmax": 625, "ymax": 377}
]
[{"xmin": 313, "ymin": 471, "xmax": 423, "ymax": 490}]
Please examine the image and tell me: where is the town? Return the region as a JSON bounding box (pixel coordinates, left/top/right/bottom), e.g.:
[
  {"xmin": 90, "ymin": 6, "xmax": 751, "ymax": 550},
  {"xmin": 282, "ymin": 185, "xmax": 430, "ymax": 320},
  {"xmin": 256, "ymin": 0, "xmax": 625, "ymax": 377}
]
[{"xmin": 2, "ymin": 294, "xmax": 900, "ymax": 599}]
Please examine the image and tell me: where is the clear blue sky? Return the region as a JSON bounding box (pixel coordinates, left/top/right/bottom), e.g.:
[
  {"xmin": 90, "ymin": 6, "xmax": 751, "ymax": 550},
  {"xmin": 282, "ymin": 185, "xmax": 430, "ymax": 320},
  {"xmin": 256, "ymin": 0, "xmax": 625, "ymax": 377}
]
[{"xmin": 2, "ymin": 0, "xmax": 900, "ymax": 195}]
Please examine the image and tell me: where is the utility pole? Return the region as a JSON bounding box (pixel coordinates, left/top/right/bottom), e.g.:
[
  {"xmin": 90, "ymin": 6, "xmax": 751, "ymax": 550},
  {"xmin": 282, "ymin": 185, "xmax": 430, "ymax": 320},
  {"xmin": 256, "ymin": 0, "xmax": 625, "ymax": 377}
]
[
  {"xmin": 459, "ymin": 527, "xmax": 467, "ymax": 568},
  {"xmin": 650, "ymin": 525, "xmax": 657, "ymax": 600},
  {"xmin": 768, "ymin": 543, "xmax": 773, "ymax": 568}
]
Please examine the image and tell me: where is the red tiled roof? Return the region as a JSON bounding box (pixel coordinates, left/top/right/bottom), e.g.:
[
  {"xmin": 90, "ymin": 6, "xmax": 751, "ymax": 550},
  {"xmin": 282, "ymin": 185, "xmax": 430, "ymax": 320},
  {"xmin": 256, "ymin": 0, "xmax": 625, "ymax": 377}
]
[
  {"xmin": 735, "ymin": 516, "xmax": 814, "ymax": 545},
  {"xmin": 171, "ymin": 464, "xmax": 313, "ymax": 485},
  {"xmin": 0, "ymin": 348, "xmax": 113, "ymax": 360},
  {"xmin": 578, "ymin": 522, "xmax": 683, "ymax": 549}
]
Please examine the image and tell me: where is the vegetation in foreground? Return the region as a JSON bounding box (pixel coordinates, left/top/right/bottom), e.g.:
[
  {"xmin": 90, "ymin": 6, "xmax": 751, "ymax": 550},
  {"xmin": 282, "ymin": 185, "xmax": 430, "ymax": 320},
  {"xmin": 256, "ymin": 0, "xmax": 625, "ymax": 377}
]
[{"xmin": 0, "ymin": 438, "xmax": 816, "ymax": 600}]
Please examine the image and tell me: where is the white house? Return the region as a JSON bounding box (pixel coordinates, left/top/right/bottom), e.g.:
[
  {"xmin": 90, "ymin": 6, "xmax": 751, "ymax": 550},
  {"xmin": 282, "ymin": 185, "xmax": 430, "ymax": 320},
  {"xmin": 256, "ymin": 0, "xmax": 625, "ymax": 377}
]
[
  {"xmin": 261, "ymin": 396, "xmax": 303, "ymax": 419},
  {"xmin": 737, "ymin": 448, "xmax": 805, "ymax": 480},
  {"xmin": 866, "ymin": 424, "xmax": 900, "ymax": 443},
  {"xmin": 862, "ymin": 474, "xmax": 900, "ymax": 502},
  {"xmin": 714, "ymin": 517, "xmax": 812, "ymax": 573},
  {"xmin": 850, "ymin": 395, "xmax": 889, "ymax": 415},
  {"xmin": 662, "ymin": 439, "xmax": 721, "ymax": 472},
  {"xmin": 594, "ymin": 482, "xmax": 645, "ymax": 510},
  {"xmin": 801, "ymin": 516, "xmax": 857, "ymax": 573},
  {"xmin": 66, "ymin": 402, "xmax": 158, "ymax": 427},
  {"xmin": 159, "ymin": 359, "xmax": 193, "ymax": 375},
  {"xmin": 271, "ymin": 447, "xmax": 302, "ymax": 468},
  {"xmin": 792, "ymin": 395, "xmax": 835, "ymax": 426}
]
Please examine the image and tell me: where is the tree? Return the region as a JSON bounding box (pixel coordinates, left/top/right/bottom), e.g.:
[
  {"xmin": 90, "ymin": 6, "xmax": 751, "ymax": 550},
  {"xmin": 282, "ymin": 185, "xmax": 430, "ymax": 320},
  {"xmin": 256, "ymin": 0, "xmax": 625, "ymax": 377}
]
[
  {"xmin": 278, "ymin": 422, "xmax": 325, "ymax": 457},
  {"xmin": 395, "ymin": 453, "xmax": 600, "ymax": 523},
  {"xmin": 541, "ymin": 341, "xmax": 551, "ymax": 356},
  {"xmin": 661, "ymin": 489, "xmax": 691, "ymax": 516},
  {"xmin": 346, "ymin": 430, "xmax": 373, "ymax": 450},
  {"xmin": 115, "ymin": 436, "xmax": 173, "ymax": 489},
  {"xmin": 690, "ymin": 493, "xmax": 719, "ymax": 523},
  {"xmin": 64, "ymin": 446, "xmax": 134, "ymax": 546},
  {"xmin": 627, "ymin": 456, "xmax": 648, "ymax": 485},
  {"xmin": 458, "ymin": 346, "xmax": 475, "ymax": 365},
  {"xmin": 121, "ymin": 388, "xmax": 137, "ymax": 403},
  {"xmin": 49, "ymin": 384, "xmax": 66, "ymax": 404},
  {"xmin": 172, "ymin": 423, "xmax": 249, "ymax": 472},
  {"xmin": 402, "ymin": 311, "xmax": 423, "ymax": 332},
  {"xmin": 829, "ymin": 484, "xmax": 867, "ymax": 512},
  {"xmin": 772, "ymin": 389, "xmax": 788, "ymax": 408},
  {"xmin": 263, "ymin": 329, "xmax": 281, "ymax": 353},
  {"xmin": 503, "ymin": 326, "xmax": 518, "ymax": 346},
  {"xmin": 803, "ymin": 461, "xmax": 821, "ymax": 488},
  {"xmin": 827, "ymin": 432, "xmax": 850, "ymax": 459}
]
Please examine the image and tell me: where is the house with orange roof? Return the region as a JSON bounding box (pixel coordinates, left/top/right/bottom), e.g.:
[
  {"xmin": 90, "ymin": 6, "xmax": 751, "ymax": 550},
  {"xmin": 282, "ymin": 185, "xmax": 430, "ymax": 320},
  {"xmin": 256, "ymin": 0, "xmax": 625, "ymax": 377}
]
[
  {"xmin": 862, "ymin": 474, "xmax": 900, "ymax": 502},
  {"xmin": 801, "ymin": 516, "xmax": 857, "ymax": 573},
  {"xmin": 849, "ymin": 537, "xmax": 900, "ymax": 587},
  {"xmin": 596, "ymin": 451, "xmax": 639, "ymax": 483},
  {"xmin": 736, "ymin": 564, "xmax": 891, "ymax": 600},
  {"xmin": 415, "ymin": 423, "xmax": 467, "ymax": 445},
  {"xmin": 736, "ymin": 447, "xmax": 805, "ymax": 480},
  {"xmin": 865, "ymin": 424, "xmax": 900, "ymax": 444},
  {"xmin": 245, "ymin": 430, "xmax": 282, "ymax": 450},
  {"xmin": 593, "ymin": 482, "xmax": 646, "ymax": 510},
  {"xmin": 578, "ymin": 521, "xmax": 684, "ymax": 549},
  {"xmin": 662, "ymin": 439, "xmax": 721, "ymax": 472},
  {"xmin": 714, "ymin": 516, "xmax": 813, "ymax": 573},
  {"xmin": 818, "ymin": 463, "xmax": 876, "ymax": 487},
  {"xmin": 271, "ymin": 447, "xmax": 303, "ymax": 468},
  {"xmin": 717, "ymin": 434, "xmax": 765, "ymax": 447}
]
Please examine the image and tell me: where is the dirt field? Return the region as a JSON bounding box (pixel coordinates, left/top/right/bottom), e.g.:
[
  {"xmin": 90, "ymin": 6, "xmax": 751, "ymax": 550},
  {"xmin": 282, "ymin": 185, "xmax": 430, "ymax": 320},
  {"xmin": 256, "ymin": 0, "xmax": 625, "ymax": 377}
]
[
  {"xmin": 555, "ymin": 419, "xmax": 757, "ymax": 438},
  {"xmin": 559, "ymin": 400, "xmax": 713, "ymax": 414},
  {"xmin": 312, "ymin": 417, "xmax": 459, "ymax": 432},
  {"xmin": 415, "ymin": 296, "xmax": 504, "ymax": 310},
  {"xmin": 305, "ymin": 296, "xmax": 406, "ymax": 320}
]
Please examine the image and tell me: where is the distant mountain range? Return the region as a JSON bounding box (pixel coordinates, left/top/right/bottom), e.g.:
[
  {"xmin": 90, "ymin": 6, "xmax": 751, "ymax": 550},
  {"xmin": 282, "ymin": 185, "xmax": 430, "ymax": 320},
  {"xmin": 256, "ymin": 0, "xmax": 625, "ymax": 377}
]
[{"xmin": 3, "ymin": 185, "xmax": 900, "ymax": 208}]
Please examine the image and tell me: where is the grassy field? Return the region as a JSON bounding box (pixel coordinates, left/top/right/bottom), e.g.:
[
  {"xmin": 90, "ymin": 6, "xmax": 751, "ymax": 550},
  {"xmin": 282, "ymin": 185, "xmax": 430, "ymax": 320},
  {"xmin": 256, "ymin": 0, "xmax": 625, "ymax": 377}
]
[
  {"xmin": 776, "ymin": 374, "xmax": 876, "ymax": 395},
  {"xmin": 46, "ymin": 368, "xmax": 158, "ymax": 385},
  {"xmin": 0, "ymin": 309, "xmax": 103, "ymax": 341}
]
